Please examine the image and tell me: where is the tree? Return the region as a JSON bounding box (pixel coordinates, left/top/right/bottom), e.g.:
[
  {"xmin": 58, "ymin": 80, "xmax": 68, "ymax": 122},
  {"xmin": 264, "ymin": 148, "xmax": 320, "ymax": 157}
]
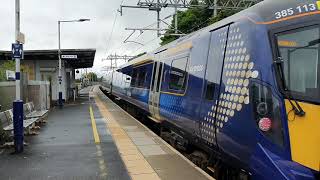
[
  {"xmin": 160, "ymin": 4, "xmax": 239, "ymax": 45},
  {"xmin": 0, "ymin": 61, "xmax": 29, "ymax": 81},
  {"xmin": 82, "ymin": 72, "xmax": 98, "ymax": 82},
  {"xmin": 208, "ymin": 9, "xmax": 239, "ymax": 25},
  {"xmin": 160, "ymin": 6, "xmax": 213, "ymax": 46},
  {"xmin": 0, "ymin": 61, "xmax": 15, "ymax": 81}
]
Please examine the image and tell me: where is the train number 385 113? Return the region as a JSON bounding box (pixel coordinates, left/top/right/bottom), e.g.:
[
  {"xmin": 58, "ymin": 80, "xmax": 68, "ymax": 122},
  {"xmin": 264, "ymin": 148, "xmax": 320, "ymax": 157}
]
[{"xmin": 275, "ymin": 3, "xmax": 317, "ymax": 20}]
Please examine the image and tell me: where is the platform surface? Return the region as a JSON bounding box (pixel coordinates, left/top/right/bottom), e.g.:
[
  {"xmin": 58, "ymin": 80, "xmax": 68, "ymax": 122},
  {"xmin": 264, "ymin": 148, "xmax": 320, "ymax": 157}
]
[{"xmin": 0, "ymin": 86, "xmax": 212, "ymax": 180}]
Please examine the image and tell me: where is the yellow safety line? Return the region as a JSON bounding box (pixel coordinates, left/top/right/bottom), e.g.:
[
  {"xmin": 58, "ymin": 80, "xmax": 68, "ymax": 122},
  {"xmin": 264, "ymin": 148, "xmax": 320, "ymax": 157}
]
[
  {"xmin": 94, "ymin": 96, "xmax": 161, "ymax": 180},
  {"xmin": 89, "ymin": 106, "xmax": 101, "ymax": 144}
]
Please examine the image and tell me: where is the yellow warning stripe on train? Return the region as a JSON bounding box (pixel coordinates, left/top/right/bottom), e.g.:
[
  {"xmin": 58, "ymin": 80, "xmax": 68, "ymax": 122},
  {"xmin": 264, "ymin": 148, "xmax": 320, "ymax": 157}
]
[
  {"xmin": 317, "ymin": 1, "xmax": 320, "ymax": 10},
  {"xmin": 167, "ymin": 42, "xmax": 193, "ymax": 55},
  {"xmin": 285, "ymin": 100, "xmax": 320, "ymax": 171}
]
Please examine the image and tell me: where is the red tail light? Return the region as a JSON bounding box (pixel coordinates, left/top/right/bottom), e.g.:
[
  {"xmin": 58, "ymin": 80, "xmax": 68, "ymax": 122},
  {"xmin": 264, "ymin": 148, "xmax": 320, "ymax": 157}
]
[{"xmin": 258, "ymin": 118, "xmax": 272, "ymax": 132}]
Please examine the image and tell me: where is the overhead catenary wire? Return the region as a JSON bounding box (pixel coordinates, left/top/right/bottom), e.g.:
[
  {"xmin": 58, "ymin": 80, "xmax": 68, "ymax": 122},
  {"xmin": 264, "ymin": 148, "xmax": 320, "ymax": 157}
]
[
  {"xmin": 123, "ymin": 20, "xmax": 159, "ymax": 45},
  {"xmin": 131, "ymin": 36, "xmax": 159, "ymax": 55},
  {"xmin": 108, "ymin": 4, "xmax": 200, "ymax": 61},
  {"xmin": 105, "ymin": 0, "xmax": 126, "ymax": 55},
  {"xmin": 114, "ymin": 10, "xmax": 207, "ymax": 57}
]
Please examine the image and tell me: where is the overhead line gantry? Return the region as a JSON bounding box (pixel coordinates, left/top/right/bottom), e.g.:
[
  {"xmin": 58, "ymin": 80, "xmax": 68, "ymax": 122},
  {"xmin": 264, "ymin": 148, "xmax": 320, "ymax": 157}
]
[{"xmin": 119, "ymin": 0, "xmax": 262, "ymax": 37}]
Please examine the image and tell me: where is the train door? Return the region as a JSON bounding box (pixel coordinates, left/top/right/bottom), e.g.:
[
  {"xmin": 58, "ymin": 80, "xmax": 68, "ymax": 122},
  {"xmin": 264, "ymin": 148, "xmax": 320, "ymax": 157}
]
[
  {"xmin": 149, "ymin": 60, "xmax": 164, "ymax": 121},
  {"xmin": 199, "ymin": 25, "xmax": 229, "ymax": 146}
]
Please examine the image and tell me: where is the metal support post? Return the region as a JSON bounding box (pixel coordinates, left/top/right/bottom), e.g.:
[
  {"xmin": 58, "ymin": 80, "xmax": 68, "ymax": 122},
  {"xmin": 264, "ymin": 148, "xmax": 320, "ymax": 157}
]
[
  {"xmin": 13, "ymin": 0, "xmax": 24, "ymax": 153},
  {"xmin": 156, "ymin": 0, "xmax": 160, "ymax": 37},
  {"xmin": 213, "ymin": 0, "xmax": 218, "ymax": 17},
  {"xmin": 58, "ymin": 21, "xmax": 63, "ymax": 108},
  {"xmin": 174, "ymin": 6, "xmax": 178, "ymax": 34},
  {"xmin": 157, "ymin": 11, "xmax": 160, "ymax": 37},
  {"xmin": 110, "ymin": 57, "xmax": 114, "ymax": 93}
]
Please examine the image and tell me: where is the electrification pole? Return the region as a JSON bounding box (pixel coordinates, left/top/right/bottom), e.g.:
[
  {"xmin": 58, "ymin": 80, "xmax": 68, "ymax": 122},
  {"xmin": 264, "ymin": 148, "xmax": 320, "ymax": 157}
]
[
  {"xmin": 174, "ymin": 6, "xmax": 178, "ymax": 34},
  {"xmin": 157, "ymin": 0, "xmax": 161, "ymax": 37},
  {"xmin": 214, "ymin": 0, "xmax": 218, "ymax": 17}
]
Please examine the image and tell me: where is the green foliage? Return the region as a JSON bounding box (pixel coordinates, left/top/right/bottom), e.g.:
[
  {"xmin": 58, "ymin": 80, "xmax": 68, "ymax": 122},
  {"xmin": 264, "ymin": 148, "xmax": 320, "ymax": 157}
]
[
  {"xmin": 160, "ymin": 4, "xmax": 239, "ymax": 45},
  {"xmin": 0, "ymin": 61, "xmax": 15, "ymax": 81},
  {"xmin": 160, "ymin": 7, "xmax": 212, "ymax": 46},
  {"xmin": 82, "ymin": 72, "xmax": 98, "ymax": 82},
  {"xmin": 208, "ymin": 9, "xmax": 239, "ymax": 25},
  {"xmin": 0, "ymin": 61, "xmax": 30, "ymax": 81}
]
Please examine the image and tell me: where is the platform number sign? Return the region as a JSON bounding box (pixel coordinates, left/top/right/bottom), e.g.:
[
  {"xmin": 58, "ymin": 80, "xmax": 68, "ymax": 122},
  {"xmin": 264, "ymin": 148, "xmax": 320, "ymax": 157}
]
[{"xmin": 12, "ymin": 43, "xmax": 23, "ymax": 59}]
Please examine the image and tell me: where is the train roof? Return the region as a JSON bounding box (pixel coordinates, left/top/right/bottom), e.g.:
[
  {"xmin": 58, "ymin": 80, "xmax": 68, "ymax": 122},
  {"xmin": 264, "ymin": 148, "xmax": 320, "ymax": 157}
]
[{"xmin": 119, "ymin": 0, "xmax": 319, "ymax": 68}]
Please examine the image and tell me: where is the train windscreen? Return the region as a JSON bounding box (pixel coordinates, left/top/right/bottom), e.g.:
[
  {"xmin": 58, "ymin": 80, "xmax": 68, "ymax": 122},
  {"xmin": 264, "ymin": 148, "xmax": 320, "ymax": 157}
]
[{"xmin": 276, "ymin": 25, "xmax": 320, "ymax": 103}]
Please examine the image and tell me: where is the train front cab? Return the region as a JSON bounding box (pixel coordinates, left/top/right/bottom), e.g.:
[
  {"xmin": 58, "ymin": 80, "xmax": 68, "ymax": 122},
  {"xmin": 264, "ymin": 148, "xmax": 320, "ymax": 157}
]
[
  {"xmin": 155, "ymin": 7, "xmax": 320, "ymax": 180},
  {"xmin": 173, "ymin": 2, "xmax": 320, "ymax": 179},
  {"xmin": 247, "ymin": 1, "xmax": 320, "ymax": 179}
]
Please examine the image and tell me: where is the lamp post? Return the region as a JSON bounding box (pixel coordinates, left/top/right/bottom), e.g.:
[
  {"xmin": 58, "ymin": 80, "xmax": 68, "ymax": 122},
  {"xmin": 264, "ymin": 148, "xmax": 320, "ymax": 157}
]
[
  {"xmin": 58, "ymin": 19, "xmax": 90, "ymax": 108},
  {"xmin": 12, "ymin": 0, "xmax": 24, "ymax": 153}
]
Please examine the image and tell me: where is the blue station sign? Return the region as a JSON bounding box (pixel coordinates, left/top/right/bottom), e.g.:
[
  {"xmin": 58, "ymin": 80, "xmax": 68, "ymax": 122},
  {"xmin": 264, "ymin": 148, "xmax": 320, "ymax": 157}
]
[{"xmin": 12, "ymin": 43, "xmax": 23, "ymax": 59}]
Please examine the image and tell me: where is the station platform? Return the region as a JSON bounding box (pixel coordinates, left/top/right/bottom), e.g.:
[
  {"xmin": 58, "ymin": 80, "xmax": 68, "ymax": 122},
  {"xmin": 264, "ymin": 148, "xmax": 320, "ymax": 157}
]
[{"xmin": 0, "ymin": 86, "xmax": 213, "ymax": 180}]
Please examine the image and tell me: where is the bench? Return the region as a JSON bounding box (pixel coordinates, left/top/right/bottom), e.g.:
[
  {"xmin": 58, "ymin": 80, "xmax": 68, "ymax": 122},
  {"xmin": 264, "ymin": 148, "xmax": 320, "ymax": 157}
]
[
  {"xmin": 0, "ymin": 110, "xmax": 36, "ymax": 147},
  {"xmin": 0, "ymin": 112, "xmax": 12, "ymax": 132},
  {"xmin": 0, "ymin": 112, "xmax": 12, "ymax": 145},
  {"xmin": 2, "ymin": 109, "xmax": 39, "ymax": 135},
  {"xmin": 25, "ymin": 102, "xmax": 48, "ymax": 123}
]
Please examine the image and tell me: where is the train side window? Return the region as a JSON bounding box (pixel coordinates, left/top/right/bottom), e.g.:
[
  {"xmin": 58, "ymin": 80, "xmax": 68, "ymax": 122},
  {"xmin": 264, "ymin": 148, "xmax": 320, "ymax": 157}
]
[
  {"xmin": 205, "ymin": 82, "xmax": 215, "ymax": 100},
  {"xmin": 137, "ymin": 70, "xmax": 147, "ymax": 88},
  {"xmin": 131, "ymin": 67, "xmax": 148, "ymax": 88},
  {"xmin": 169, "ymin": 57, "xmax": 188, "ymax": 91},
  {"xmin": 131, "ymin": 68, "xmax": 138, "ymax": 87}
]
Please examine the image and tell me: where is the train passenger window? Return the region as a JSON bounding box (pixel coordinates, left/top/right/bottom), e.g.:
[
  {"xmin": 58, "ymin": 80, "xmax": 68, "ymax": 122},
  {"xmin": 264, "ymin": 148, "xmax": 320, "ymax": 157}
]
[
  {"xmin": 205, "ymin": 82, "xmax": 215, "ymax": 100},
  {"xmin": 137, "ymin": 70, "xmax": 147, "ymax": 88},
  {"xmin": 131, "ymin": 67, "xmax": 147, "ymax": 88},
  {"xmin": 169, "ymin": 57, "xmax": 188, "ymax": 91},
  {"xmin": 131, "ymin": 69, "xmax": 138, "ymax": 87}
]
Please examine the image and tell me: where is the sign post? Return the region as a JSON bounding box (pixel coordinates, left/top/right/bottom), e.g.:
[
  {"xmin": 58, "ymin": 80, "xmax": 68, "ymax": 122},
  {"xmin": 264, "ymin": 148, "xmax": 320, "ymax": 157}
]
[{"xmin": 12, "ymin": 0, "xmax": 24, "ymax": 153}]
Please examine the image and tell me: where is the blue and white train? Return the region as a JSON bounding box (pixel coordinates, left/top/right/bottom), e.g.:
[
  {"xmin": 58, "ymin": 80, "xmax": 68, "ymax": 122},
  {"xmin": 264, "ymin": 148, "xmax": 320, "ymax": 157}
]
[{"xmin": 102, "ymin": 0, "xmax": 320, "ymax": 179}]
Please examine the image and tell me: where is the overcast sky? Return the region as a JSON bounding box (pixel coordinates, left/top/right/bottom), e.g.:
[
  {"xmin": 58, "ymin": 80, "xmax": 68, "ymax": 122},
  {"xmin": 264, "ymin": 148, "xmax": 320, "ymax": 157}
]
[{"xmin": 0, "ymin": 0, "xmax": 174, "ymax": 76}]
